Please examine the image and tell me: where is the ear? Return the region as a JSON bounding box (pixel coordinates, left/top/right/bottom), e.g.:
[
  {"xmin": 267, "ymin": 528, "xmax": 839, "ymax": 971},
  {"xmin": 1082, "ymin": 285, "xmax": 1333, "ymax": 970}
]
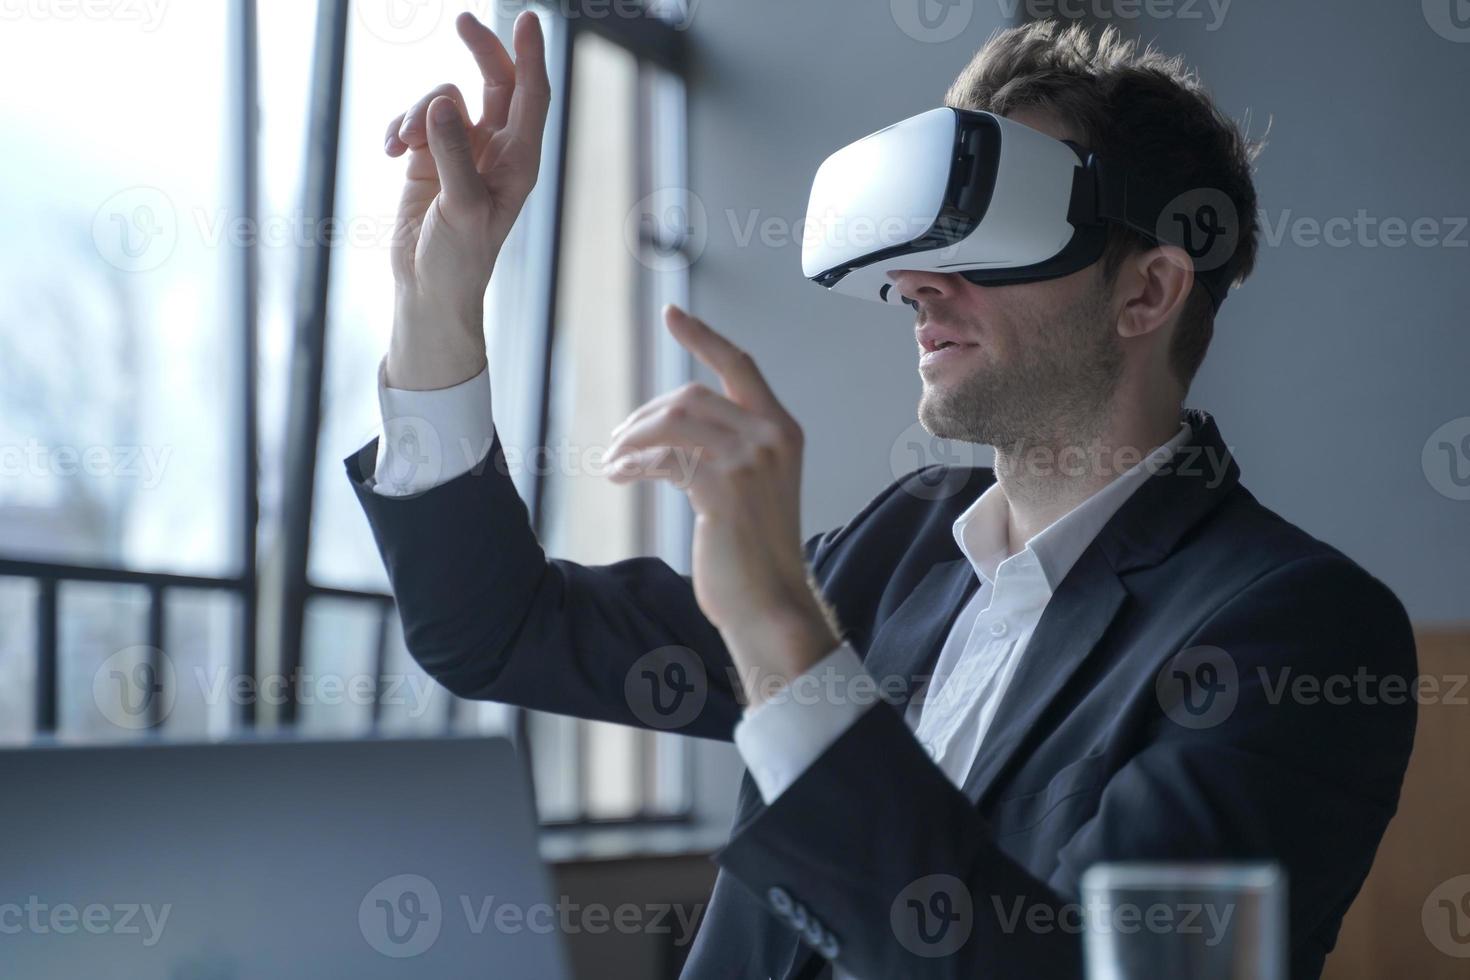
[{"xmin": 1115, "ymin": 244, "xmax": 1196, "ymax": 339}]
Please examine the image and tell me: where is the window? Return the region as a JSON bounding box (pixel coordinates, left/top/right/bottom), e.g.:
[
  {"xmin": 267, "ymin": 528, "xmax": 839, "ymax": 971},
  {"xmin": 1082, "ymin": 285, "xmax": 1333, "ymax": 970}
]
[
  {"xmin": 0, "ymin": 0, "xmax": 695, "ymax": 826},
  {"xmin": 0, "ymin": 5, "xmax": 238, "ymax": 577},
  {"xmin": 0, "ymin": 3, "xmax": 248, "ymax": 740}
]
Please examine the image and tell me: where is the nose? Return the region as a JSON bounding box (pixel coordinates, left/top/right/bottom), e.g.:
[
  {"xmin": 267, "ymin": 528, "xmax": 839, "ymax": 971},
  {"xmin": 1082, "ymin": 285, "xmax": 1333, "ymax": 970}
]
[{"xmin": 887, "ymin": 269, "xmax": 963, "ymax": 309}]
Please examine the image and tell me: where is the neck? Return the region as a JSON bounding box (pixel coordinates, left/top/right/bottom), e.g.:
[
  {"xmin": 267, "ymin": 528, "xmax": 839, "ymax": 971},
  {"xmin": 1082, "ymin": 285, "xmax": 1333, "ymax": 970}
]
[{"xmin": 991, "ymin": 400, "xmax": 1182, "ymax": 556}]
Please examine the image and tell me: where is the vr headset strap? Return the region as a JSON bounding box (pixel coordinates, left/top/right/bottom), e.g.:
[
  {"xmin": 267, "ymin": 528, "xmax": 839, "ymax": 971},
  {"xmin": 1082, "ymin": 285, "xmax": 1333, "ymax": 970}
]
[{"xmin": 1068, "ymin": 153, "xmax": 1236, "ymax": 311}]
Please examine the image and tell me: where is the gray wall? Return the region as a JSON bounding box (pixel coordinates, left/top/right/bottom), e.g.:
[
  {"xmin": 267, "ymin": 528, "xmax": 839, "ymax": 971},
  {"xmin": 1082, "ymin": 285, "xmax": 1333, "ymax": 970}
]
[
  {"xmin": 683, "ymin": 0, "xmax": 1470, "ymax": 628},
  {"xmin": 1087, "ymin": 1, "xmax": 1470, "ymax": 625}
]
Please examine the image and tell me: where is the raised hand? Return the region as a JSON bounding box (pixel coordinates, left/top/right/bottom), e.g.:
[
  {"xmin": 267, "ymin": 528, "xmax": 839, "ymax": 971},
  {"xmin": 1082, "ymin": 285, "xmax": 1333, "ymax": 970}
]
[
  {"xmin": 605, "ymin": 305, "xmax": 842, "ymax": 705},
  {"xmin": 383, "ymin": 10, "xmax": 551, "ymax": 391}
]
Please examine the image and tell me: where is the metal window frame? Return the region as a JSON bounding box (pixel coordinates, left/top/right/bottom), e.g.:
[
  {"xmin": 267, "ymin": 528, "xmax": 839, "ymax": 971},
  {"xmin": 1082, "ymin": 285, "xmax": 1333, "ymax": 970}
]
[{"xmin": 267, "ymin": 0, "xmax": 350, "ymax": 726}]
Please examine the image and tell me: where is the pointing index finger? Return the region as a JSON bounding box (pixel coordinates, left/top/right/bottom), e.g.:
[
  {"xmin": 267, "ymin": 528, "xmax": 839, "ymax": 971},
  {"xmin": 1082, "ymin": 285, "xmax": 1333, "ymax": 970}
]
[{"xmin": 663, "ymin": 305, "xmax": 783, "ymax": 416}]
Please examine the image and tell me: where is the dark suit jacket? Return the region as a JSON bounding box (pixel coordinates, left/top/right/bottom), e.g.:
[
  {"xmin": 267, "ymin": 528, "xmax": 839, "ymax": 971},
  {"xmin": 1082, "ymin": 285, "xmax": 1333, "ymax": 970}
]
[{"xmin": 346, "ymin": 407, "xmax": 1416, "ymax": 979}]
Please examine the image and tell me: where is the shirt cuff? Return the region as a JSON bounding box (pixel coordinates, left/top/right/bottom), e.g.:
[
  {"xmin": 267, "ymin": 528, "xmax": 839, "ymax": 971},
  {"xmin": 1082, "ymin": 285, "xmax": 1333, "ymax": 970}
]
[
  {"xmin": 733, "ymin": 642, "xmax": 877, "ymax": 803},
  {"xmin": 371, "ymin": 358, "xmax": 495, "ymax": 497}
]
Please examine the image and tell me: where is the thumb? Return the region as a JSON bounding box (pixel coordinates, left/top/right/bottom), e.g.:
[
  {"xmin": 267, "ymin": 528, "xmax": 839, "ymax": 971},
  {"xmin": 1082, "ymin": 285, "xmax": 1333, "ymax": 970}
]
[{"xmin": 425, "ymin": 95, "xmax": 484, "ymax": 211}]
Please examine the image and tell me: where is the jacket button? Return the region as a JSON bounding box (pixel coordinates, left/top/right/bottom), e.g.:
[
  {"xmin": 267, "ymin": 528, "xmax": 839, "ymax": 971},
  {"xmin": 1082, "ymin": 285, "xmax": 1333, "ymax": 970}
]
[
  {"xmin": 790, "ymin": 901, "xmax": 809, "ymax": 930},
  {"xmin": 818, "ymin": 933, "xmax": 841, "ymax": 959},
  {"xmin": 767, "ymin": 886, "xmax": 793, "ymax": 918}
]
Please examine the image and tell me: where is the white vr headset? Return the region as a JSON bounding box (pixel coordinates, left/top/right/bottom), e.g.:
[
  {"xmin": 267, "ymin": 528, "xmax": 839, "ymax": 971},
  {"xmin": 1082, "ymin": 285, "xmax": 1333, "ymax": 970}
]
[{"xmin": 801, "ymin": 107, "xmax": 1238, "ymax": 311}]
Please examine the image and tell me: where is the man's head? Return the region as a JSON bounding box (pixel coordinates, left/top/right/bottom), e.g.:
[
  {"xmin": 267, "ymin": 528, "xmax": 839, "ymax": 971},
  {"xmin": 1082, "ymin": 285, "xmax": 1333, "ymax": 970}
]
[{"xmin": 894, "ymin": 19, "xmax": 1263, "ymax": 453}]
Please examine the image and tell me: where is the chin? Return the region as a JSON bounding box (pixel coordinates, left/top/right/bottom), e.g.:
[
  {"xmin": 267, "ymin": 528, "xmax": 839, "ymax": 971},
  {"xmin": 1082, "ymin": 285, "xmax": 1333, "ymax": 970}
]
[{"xmin": 916, "ymin": 395, "xmax": 952, "ymax": 437}]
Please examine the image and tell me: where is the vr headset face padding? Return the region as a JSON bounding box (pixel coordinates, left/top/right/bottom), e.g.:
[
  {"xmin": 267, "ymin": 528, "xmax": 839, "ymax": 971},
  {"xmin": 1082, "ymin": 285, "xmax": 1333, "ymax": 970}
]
[{"xmin": 801, "ymin": 107, "xmax": 1240, "ymax": 311}]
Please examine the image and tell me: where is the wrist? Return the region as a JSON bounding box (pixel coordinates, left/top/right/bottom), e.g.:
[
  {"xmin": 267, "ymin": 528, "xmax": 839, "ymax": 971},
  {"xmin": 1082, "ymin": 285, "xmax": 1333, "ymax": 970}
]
[
  {"xmin": 723, "ymin": 599, "xmax": 842, "ymax": 710},
  {"xmin": 387, "ymin": 298, "xmax": 486, "ymax": 391}
]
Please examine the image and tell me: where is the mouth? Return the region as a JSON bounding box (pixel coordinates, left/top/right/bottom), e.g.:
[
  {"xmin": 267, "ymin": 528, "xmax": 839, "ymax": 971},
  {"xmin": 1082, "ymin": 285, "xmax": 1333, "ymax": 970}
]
[
  {"xmin": 918, "ymin": 338, "xmax": 979, "ymax": 371},
  {"xmin": 917, "ymin": 345, "xmax": 976, "ymax": 371}
]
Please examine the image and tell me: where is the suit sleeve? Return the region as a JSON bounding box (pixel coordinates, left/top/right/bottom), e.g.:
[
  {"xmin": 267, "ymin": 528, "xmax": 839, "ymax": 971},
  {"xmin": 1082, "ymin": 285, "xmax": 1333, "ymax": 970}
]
[
  {"xmin": 712, "ymin": 553, "xmax": 1418, "ymax": 978},
  {"xmin": 345, "ymin": 429, "xmax": 919, "ymax": 740}
]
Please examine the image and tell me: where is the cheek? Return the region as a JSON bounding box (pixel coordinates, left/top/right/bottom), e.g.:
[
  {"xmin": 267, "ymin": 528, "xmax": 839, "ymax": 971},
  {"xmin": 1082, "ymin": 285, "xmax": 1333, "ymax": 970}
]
[
  {"xmin": 979, "ymin": 274, "xmax": 1094, "ymax": 354},
  {"xmin": 952, "ymin": 285, "xmax": 1025, "ymax": 357}
]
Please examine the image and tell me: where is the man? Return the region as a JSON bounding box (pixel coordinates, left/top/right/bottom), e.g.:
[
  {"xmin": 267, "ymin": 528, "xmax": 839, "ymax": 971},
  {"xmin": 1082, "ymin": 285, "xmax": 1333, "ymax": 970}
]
[{"xmin": 348, "ymin": 13, "xmax": 1416, "ymax": 978}]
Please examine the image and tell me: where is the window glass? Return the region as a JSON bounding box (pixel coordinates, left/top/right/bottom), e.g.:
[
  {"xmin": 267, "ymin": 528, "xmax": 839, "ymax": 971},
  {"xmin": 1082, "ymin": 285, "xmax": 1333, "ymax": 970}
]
[{"xmin": 0, "ymin": 7, "xmax": 237, "ymax": 576}]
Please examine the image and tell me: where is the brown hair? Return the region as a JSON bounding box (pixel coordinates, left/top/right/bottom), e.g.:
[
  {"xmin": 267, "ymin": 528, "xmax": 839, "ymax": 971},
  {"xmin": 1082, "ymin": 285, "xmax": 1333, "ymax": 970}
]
[{"xmin": 945, "ymin": 19, "xmax": 1265, "ymax": 389}]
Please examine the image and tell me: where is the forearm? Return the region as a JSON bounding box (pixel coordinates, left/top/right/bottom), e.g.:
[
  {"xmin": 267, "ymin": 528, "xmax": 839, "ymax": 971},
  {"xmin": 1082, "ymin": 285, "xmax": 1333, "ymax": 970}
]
[
  {"xmin": 721, "ymin": 574, "xmax": 845, "ymax": 712},
  {"xmin": 385, "ymin": 296, "xmax": 487, "ymax": 392},
  {"xmin": 347, "ymin": 428, "xmax": 746, "ymax": 737}
]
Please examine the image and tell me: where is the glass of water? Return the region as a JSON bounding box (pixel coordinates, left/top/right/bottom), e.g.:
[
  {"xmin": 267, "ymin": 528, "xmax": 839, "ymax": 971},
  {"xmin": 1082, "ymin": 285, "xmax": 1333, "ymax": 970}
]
[{"xmin": 1080, "ymin": 862, "xmax": 1287, "ymax": 980}]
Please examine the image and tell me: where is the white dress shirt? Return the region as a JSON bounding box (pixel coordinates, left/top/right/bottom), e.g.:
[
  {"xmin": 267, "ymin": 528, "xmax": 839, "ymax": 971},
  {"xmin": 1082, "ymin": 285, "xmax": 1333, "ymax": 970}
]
[{"xmin": 371, "ymin": 364, "xmax": 1191, "ymax": 978}]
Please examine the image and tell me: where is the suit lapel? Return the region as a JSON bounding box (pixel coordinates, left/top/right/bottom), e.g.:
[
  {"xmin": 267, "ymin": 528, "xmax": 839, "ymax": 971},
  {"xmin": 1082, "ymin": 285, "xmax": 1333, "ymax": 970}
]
[{"xmin": 858, "ymin": 556, "xmax": 980, "ymax": 712}]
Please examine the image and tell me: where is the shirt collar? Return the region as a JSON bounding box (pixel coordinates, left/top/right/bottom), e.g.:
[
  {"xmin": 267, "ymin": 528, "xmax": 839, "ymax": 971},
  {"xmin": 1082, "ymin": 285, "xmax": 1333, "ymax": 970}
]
[{"xmin": 952, "ymin": 421, "xmax": 1194, "ymax": 592}]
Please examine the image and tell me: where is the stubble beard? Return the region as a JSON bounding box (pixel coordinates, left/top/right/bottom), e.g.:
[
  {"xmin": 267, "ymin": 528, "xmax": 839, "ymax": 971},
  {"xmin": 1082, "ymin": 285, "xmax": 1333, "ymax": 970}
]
[{"xmin": 917, "ymin": 284, "xmax": 1124, "ymax": 457}]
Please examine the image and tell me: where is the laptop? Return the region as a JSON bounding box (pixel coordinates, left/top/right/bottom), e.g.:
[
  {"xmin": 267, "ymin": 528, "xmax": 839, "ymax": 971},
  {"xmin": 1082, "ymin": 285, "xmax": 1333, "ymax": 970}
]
[{"xmin": 0, "ymin": 735, "xmax": 572, "ymax": 979}]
